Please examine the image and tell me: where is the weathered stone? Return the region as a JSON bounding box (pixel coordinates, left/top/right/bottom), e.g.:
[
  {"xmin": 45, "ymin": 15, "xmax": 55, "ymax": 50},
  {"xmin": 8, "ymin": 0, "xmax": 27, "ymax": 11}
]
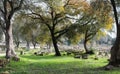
[
  {"xmin": 82, "ymin": 54, "xmax": 88, "ymax": 59},
  {"xmin": 74, "ymin": 55, "xmax": 81, "ymax": 58},
  {"xmin": 20, "ymin": 51, "xmax": 24, "ymax": 55},
  {"xmin": 12, "ymin": 57, "xmax": 20, "ymax": 61},
  {"xmin": 104, "ymin": 65, "xmax": 114, "ymax": 70},
  {"xmin": 0, "ymin": 71, "xmax": 9, "ymax": 74}
]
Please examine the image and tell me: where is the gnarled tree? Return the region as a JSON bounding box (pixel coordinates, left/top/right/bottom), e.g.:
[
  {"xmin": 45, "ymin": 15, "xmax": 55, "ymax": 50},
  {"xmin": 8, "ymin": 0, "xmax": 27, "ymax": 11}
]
[
  {"xmin": 29, "ymin": 0, "xmax": 86, "ymax": 56},
  {"xmin": 107, "ymin": 0, "xmax": 120, "ymax": 67},
  {"xmin": 0, "ymin": 0, "xmax": 24, "ymax": 59}
]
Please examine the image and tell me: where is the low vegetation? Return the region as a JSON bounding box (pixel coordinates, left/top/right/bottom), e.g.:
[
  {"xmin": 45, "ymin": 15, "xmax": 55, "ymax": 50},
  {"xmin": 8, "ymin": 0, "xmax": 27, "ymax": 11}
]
[{"xmin": 0, "ymin": 52, "xmax": 120, "ymax": 74}]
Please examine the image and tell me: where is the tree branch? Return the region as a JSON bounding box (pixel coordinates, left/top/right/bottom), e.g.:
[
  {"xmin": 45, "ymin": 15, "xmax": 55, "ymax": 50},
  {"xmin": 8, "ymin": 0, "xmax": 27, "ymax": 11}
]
[
  {"xmin": 82, "ymin": 18, "xmax": 93, "ymax": 26},
  {"xmin": 86, "ymin": 32, "xmax": 96, "ymax": 41},
  {"xmin": 8, "ymin": 0, "xmax": 13, "ymax": 11},
  {"xmin": 32, "ymin": 12, "xmax": 44, "ymax": 21},
  {"xmin": 0, "ymin": 20, "xmax": 6, "ymax": 33},
  {"xmin": 64, "ymin": 0, "xmax": 70, "ymax": 7},
  {"xmin": 32, "ymin": 12, "xmax": 52, "ymax": 30},
  {"xmin": 3, "ymin": 0, "xmax": 7, "ymax": 20},
  {"xmin": 8, "ymin": 0, "xmax": 24, "ymax": 20},
  {"xmin": 56, "ymin": 27, "xmax": 69, "ymax": 39},
  {"xmin": 50, "ymin": 8, "xmax": 56, "ymax": 30},
  {"xmin": 14, "ymin": 0, "xmax": 24, "ymax": 12},
  {"xmin": 54, "ymin": 29, "xmax": 65, "ymax": 35},
  {"xmin": 55, "ymin": 16, "xmax": 67, "ymax": 25},
  {"xmin": 0, "ymin": 8, "xmax": 4, "ymax": 14}
]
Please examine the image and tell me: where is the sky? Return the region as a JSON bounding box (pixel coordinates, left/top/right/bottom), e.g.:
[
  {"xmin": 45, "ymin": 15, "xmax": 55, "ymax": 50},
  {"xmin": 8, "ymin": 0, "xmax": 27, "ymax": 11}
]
[{"xmin": 105, "ymin": 23, "xmax": 116, "ymax": 38}]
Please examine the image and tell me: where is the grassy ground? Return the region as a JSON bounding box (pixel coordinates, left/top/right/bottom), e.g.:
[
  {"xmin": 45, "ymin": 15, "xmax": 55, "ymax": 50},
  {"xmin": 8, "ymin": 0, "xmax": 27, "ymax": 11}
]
[{"xmin": 0, "ymin": 54, "xmax": 120, "ymax": 74}]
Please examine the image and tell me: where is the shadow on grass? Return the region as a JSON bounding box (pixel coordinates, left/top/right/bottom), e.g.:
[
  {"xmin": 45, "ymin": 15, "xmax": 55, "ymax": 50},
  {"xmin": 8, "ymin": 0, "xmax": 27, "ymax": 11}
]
[
  {"xmin": 20, "ymin": 55, "xmax": 70, "ymax": 60},
  {"xmin": 7, "ymin": 65, "xmax": 119, "ymax": 74},
  {"xmin": 1, "ymin": 55, "xmax": 120, "ymax": 74}
]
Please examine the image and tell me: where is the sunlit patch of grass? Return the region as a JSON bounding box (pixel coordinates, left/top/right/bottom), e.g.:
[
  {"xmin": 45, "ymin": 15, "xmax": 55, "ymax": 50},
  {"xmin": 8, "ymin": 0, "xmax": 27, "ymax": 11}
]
[{"xmin": 0, "ymin": 54, "xmax": 120, "ymax": 74}]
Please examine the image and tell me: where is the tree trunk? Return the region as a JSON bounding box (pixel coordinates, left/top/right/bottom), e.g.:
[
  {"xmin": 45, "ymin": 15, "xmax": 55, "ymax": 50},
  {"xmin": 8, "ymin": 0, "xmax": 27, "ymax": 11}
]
[
  {"xmin": 33, "ymin": 43, "xmax": 36, "ymax": 49},
  {"xmin": 26, "ymin": 41, "xmax": 30, "ymax": 50},
  {"xmin": 84, "ymin": 30, "xmax": 90, "ymax": 53},
  {"xmin": 84, "ymin": 40, "xmax": 89, "ymax": 53},
  {"xmin": 46, "ymin": 43, "xmax": 51, "ymax": 49},
  {"xmin": 108, "ymin": 0, "xmax": 120, "ymax": 66},
  {"xmin": 16, "ymin": 41, "xmax": 20, "ymax": 48},
  {"xmin": 84, "ymin": 30, "xmax": 94, "ymax": 55},
  {"xmin": 14, "ymin": 37, "xmax": 20, "ymax": 48},
  {"xmin": 32, "ymin": 41, "xmax": 36, "ymax": 49},
  {"xmin": 15, "ymin": 41, "xmax": 20, "ymax": 48},
  {"xmin": 5, "ymin": 22, "xmax": 17, "ymax": 59},
  {"xmin": 51, "ymin": 31, "xmax": 61, "ymax": 56},
  {"xmin": 109, "ymin": 25, "xmax": 120, "ymax": 66}
]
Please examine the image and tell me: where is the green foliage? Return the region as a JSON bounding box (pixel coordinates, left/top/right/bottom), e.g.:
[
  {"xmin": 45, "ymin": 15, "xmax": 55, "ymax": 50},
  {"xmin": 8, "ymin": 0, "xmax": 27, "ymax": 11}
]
[
  {"xmin": 13, "ymin": 13, "xmax": 41, "ymax": 44},
  {"xmin": 65, "ymin": 0, "xmax": 113, "ymax": 45},
  {"xmin": 36, "ymin": 26, "xmax": 51, "ymax": 45}
]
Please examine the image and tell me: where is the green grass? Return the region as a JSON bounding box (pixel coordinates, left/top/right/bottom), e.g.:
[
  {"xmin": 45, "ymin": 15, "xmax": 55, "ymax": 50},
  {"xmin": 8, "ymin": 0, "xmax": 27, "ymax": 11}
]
[{"xmin": 0, "ymin": 54, "xmax": 120, "ymax": 74}]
